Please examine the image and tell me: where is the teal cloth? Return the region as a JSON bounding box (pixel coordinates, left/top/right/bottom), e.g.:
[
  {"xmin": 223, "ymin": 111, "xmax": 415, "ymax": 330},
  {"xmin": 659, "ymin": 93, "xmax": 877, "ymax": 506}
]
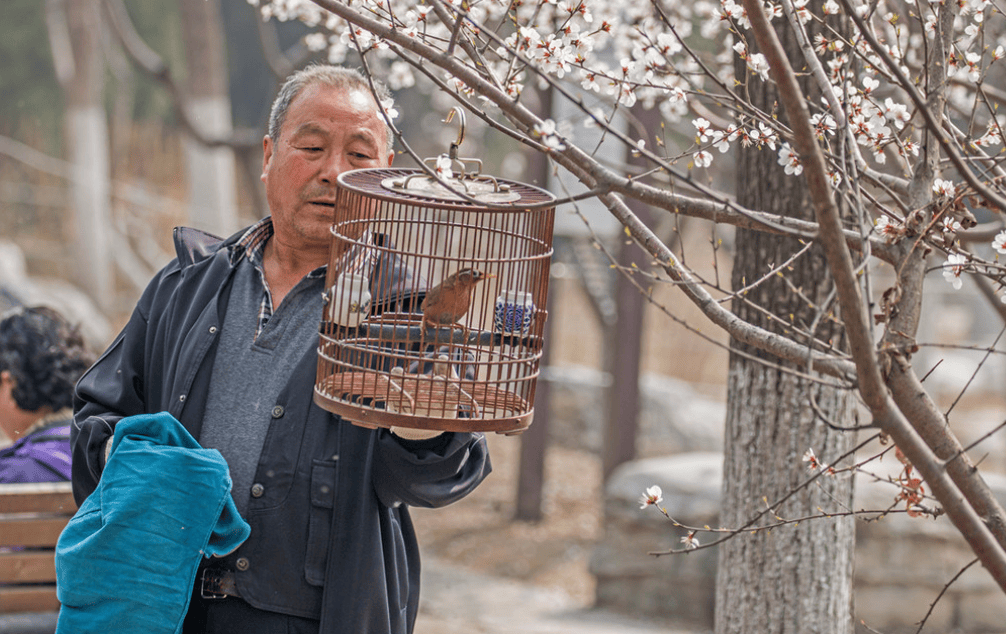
[{"xmin": 55, "ymin": 412, "xmax": 250, "ymax": 634}]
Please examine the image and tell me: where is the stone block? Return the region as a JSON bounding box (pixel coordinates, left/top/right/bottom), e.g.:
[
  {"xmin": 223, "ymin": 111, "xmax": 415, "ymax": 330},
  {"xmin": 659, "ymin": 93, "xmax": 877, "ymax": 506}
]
[
  {"xmin": 594, "ymin": 451, "xmax": 1006, "ymax": 633},
  {"xmin": 958, "ymin": 590, "xmax": 1006, "ymax": 631},
  {"xmin": 591, "ymin": 453, "xmax": 721, "ymax": 628},
  {"xmin": 853, "ymin": 585, "xmax": 955, "ymax": 633},
  {"xmin": 541, "ymin": 366, "xmax": 724, "ymax": 456}
]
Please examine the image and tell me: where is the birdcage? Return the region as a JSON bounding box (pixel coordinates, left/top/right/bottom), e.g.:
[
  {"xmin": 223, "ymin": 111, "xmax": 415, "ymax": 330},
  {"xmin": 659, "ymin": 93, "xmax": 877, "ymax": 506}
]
[{"xmin": 313, "ymin": 112, "xmax": 556, "ymax": 435}]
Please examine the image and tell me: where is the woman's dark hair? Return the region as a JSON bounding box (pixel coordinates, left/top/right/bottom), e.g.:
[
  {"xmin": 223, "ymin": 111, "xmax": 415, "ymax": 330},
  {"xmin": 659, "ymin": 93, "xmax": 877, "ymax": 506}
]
[{"xmin": 0, "ymin": 306, "xmax": 94, "ymax": 412}]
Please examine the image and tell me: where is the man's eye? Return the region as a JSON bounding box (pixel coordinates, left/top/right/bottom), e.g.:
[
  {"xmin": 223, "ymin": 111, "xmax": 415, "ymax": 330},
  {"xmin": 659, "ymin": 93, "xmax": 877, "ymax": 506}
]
[{"xmin": 298, "ymin": 146, "xmax": 323, "ymax": 152}]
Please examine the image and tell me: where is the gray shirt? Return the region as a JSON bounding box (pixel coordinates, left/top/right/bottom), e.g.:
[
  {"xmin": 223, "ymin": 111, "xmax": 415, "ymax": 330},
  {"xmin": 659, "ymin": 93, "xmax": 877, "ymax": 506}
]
[{"xmin": 198, "ymin": 257, "xmax": 324, "ymax": 515}]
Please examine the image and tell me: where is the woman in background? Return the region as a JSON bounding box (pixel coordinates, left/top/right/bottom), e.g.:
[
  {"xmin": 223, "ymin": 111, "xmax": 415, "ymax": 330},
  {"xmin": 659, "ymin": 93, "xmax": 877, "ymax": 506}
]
[{"xmin": 0, "ymin": 306, "xmax": 92, "ymax": 483}]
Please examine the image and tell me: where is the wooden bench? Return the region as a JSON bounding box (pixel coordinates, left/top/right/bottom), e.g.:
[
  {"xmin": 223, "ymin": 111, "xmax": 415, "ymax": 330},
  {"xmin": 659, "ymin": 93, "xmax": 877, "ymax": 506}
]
[{"xmin": 0, "ymin": 482, "xmax": 77, "ymax": 632}]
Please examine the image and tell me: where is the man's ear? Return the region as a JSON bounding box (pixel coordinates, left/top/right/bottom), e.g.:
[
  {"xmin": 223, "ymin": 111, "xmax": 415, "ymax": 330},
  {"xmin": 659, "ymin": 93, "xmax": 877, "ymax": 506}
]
[
  {"xmin": 261, "ymin": 135, "xmax": 274, "ymax": 183},
  {"xmin": 386, "ymin": 150, "xmax": 395, "ymax": 167}
]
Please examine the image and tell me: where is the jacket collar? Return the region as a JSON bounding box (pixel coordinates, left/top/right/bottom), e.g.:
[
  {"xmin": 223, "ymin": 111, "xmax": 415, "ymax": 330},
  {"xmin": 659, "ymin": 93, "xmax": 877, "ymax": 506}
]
[{"xmin": 172, "ymin": 218, "xmax": 274, "ymax": 270}]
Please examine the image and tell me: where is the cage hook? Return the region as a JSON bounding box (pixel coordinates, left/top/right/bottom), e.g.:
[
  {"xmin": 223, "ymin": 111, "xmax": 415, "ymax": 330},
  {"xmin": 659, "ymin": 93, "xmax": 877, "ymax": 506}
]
[{"xmin": 445, "ymin": 107, "xmax": 466, "ymax": 161}]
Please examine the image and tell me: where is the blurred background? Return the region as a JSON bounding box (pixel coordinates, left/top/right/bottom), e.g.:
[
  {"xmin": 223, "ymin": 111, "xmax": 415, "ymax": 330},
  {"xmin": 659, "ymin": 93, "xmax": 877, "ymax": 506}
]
[{"xmin": 5, "ymin": 1, "xmax": 1006, "ymax": 631}]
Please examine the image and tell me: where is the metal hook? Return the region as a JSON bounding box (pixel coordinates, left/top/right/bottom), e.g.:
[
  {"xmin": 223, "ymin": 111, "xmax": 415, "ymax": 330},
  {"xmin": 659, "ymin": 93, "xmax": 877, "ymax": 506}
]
[{"xmin": 445, "ymin": 107, "xmax": 465, "ymax": 160}]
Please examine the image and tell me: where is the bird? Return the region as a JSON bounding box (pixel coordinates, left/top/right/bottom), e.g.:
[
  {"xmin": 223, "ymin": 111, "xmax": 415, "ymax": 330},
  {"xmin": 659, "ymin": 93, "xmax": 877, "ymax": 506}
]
[{"xmin": 420, "ymin": 268, "xmax": 495, "ymax": 338}]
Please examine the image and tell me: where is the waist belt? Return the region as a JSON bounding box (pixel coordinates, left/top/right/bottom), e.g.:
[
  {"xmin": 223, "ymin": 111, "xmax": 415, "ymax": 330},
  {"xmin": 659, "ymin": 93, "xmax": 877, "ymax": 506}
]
[{"xmin": 200, "ymin": 568, "xmax": 241, "ymax": 600}]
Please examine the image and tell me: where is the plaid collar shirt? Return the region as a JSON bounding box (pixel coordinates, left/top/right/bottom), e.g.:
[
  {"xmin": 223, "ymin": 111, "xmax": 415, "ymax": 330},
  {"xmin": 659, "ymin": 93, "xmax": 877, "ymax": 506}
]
[{"xmin": 231, "ymin": 217, "xmax": 328, "ymax": 338}]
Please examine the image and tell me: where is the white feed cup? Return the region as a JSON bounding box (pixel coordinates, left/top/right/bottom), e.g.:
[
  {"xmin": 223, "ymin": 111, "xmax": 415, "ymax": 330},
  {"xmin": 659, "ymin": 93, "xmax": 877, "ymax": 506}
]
[{"xmin": 327, "ymin": 273, "xmax": 372, "ymax": 327}]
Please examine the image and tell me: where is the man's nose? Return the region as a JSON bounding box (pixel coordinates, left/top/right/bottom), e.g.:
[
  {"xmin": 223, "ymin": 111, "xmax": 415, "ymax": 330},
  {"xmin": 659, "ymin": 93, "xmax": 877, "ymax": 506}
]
[{"xmin": 319, "ymin": 152, "xmax": 350, "ymax": 184}]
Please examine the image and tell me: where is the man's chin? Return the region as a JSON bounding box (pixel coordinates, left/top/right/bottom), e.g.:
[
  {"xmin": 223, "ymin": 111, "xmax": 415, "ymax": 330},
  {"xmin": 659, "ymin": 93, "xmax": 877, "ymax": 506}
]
[{"xmin": 272, "ymin": 219, "xmax": 333, "ymax": 254}]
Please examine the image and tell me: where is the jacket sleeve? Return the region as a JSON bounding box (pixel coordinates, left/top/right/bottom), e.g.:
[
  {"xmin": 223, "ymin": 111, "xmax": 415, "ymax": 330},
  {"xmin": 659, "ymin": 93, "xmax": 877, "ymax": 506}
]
[
  {"xmin": 371, "ymin": 430, "xmax": 491, "ymax": 509},
  {"xmin": 70, "ymin": 267, "xmax": 169, "ymax": 505}
]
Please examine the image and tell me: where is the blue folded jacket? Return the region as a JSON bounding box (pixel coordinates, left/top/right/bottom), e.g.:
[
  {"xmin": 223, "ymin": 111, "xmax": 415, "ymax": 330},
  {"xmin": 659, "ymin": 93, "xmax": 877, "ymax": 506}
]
[{"xmin": 55, "ymin": 412, "xmax": 250, "ymax": 634}]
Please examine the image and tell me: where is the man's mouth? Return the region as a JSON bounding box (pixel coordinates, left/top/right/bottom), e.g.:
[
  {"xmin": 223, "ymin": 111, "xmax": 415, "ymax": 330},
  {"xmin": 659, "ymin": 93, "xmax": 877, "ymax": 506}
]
[{"xmin": 310, "ymin": 201, "xmax": 336, "ymax": 209}]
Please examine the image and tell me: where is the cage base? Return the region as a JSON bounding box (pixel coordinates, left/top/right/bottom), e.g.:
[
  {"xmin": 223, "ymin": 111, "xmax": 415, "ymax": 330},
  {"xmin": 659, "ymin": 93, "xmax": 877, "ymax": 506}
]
[{"xmin": 313, "ymin": 390, "xmax": 531, "ymax": 435}]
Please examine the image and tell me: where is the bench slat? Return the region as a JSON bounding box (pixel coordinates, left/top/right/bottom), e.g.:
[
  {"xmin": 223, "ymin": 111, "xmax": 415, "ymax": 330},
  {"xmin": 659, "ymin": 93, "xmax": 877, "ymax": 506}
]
[
  {"xmin": 0, "ymin": 483, "xmax": 76, "ymax": 617},
  {"xmin": 0, "ymin": 517, "xmax": 68, "ymax": 548},
  {"xmin": 0, "ymin": 587, "xmax": 62, "ymax": 614},
  {"xmin": 0, "ymin": 483, "xmax": 76, "ymax": 515},
  {"xmin": 0, "ymin": 552, "xmax": 56, "ymax": 584}
]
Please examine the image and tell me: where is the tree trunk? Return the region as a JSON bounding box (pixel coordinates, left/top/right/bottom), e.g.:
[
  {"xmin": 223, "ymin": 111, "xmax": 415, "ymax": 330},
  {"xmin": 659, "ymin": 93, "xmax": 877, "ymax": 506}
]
[
  {"xmin": 601, "ymin": 104, "xmax": 660, "ymax": 481},
  {"xmin": 515, "ymin": 83, "xmax": 555, "ymax": 521},
  {"xmin": 179, "ymin": 0, "xmax": 239, "ymax": 236},
  {"xmin": 716, "ymin": 15, "xmax": 856, "ymax": 634},
  {"xmin": 62, "ymin": 0, "xmax": 113, "ymax": 303}
]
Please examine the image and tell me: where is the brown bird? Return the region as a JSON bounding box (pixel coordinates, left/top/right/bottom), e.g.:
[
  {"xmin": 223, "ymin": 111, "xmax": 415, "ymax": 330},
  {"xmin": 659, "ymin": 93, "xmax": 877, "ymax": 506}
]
[{"xmin": 420, "ymin": 268, "xmax": 494, "ymax": 335}]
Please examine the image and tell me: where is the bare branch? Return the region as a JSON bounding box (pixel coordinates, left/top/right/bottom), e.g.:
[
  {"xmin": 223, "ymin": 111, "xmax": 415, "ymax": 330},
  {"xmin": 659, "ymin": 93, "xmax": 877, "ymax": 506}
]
[
  {"xmin": 913, "ymin": 559, "xmax": 979, "ymax": 634},
  {"xmin": 101, "ymin": 0, "xmax": 260, "ymax": 150},
  {"xmin": 252, "ymin": 5, "xmax": 313, "ymax": 81}
]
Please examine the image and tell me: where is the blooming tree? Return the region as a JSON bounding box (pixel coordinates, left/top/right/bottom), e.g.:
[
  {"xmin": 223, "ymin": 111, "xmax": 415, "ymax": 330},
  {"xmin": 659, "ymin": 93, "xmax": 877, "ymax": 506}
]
[{"xmin": 252, "ymin": 0, "xmax": 1006, "ymax": 617}]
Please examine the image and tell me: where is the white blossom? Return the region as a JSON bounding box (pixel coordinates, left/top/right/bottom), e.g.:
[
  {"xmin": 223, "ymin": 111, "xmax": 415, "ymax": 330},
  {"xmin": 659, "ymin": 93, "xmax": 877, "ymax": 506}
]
[
  {"xmin": 883, "ymin": 98, "xmax": 911, "ymax": 129},
  {"xmin": 379, "ymin": 98, "xmax": 399, "ymax": 121},
  {"xmin": 304, "ymin": 32, "xmax": 329, "ymax": 52},
  {"xmin": 747, "ymin": 53, "xmax": 770, "ymax": 81},
  {"xmin": 710, "ymin": 130, "xmax": 731, "ymax": 152},
  {"xmin": 534, "ymin": 119, "xmax": 566, "ymax": 150},
  {"xmin": 993, "ymin": 230, "xmax": 1006, "ymax": 254},
  {"xmin": 639, "ymin": 485, "xmax": 663, "ymax": 509},
  {"xmin": 778, "ymin": 143, "xmax": 802, "ymax": 175},
  {"xmin": 933, "ymin": 178, "xmax": 955, "ymax": 197},
  {"xmin": 693, "ymin": 117, "xmax": 713, "ymax": 142},
  {"xmin": 435, "ymin": 154, "xmax": 453, "ymax": 178},
  {"xmin": 943, "ymin": 253, "xmax": 968, "ymax": 290}
]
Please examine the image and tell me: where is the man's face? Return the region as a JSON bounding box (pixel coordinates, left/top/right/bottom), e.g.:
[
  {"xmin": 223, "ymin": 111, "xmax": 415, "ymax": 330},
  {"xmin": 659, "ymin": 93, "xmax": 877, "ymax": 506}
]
[{"xmin": 261, "ymin": 83, "xmax": 393, "ymax": 252}]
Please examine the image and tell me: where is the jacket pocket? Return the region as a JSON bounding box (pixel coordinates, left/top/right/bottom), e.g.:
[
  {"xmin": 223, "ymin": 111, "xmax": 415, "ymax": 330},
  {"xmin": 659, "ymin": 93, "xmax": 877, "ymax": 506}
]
[
  {"xmin": 389, "ymin": 512, "xmax": 410, "ymax": 614},
  {"xmin": 305, "ymin": 459, "xmax": 338, "ymax": 586}
]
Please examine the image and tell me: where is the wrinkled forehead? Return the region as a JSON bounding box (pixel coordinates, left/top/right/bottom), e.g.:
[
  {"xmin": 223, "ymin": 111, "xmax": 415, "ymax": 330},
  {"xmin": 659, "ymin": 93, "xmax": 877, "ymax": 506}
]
[{"xmin": 284, "ymin": 84, "xmax": 387, "ymax": 144}]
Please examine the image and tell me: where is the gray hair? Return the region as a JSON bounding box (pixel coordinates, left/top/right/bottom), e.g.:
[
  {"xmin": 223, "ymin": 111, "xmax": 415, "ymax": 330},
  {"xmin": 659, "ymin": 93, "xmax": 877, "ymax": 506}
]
[{"xmin": 267, "ymin": 64, "xmax": 395, "ymax": 154}]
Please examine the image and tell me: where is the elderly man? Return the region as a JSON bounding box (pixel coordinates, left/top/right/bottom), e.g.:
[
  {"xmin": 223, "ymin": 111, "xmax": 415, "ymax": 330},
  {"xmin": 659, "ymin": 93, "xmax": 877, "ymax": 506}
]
[{"xmin": 70, "ymin": 65, "xmax": 491, "ymax": 634}]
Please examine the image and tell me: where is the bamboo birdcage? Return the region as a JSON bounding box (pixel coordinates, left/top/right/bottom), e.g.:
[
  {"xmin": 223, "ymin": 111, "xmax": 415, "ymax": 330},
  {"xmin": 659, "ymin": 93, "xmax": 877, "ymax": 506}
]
[{"xmin": 313, "ymin": 114, "xmax": 556, "ymax": 435}]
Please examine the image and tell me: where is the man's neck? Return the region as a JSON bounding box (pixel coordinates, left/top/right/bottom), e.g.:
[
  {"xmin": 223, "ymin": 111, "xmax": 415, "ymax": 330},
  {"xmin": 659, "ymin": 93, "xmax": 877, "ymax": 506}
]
[{"xmin": 262, "ymin": 237, "xmax": 327, "ymax": 308}]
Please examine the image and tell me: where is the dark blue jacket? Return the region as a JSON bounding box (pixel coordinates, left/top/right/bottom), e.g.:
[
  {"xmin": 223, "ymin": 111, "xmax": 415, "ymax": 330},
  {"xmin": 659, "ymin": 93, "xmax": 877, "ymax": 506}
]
[{"xmin": 70, "ymin": 224, "xmax": 491, "ymax": 634}]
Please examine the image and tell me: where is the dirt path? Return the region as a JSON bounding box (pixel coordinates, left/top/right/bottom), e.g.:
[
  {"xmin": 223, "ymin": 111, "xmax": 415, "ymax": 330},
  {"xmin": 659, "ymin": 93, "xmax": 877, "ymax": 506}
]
[
  {"xmin": 410, "ymin": 433, "xmax": 703, "ymax": 634},
  {"xmin": 415, "ymin": 555, "xmax": 698, "ymax": 634}
]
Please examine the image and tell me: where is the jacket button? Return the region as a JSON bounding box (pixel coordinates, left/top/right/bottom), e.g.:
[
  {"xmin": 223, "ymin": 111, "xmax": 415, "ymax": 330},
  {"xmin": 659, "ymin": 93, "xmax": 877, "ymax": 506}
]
[
  {"xmin": 209, "ymin": 326, "xmax": 218, "ymax": 334},
  {"xmin": 271, "ymin": 405, "xmax": 284, "ymax": 418},
  {"xmin": 251, "ymin": 483, "xmax": 265, "ymax": 498},
  {"xmin": 236, "ymin": 558, "xmax": 250, "ymax": 571},
  {"xmin": 179, "ymin": 394, "xmax": 186, "ymax": 402}
]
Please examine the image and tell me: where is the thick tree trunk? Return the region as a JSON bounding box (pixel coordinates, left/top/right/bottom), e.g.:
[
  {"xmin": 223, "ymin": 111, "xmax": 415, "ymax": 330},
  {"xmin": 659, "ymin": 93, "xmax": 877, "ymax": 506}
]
[
  {"xmin": 179, "ymin": 0, "xmax": 239, "ymax": 235},
  {"xmin": 717, "ymin": 363, "xmax": 855, "ymax": 633},
  {"xmin": 716, "ymin": 13, "xmax": 856, "ymax": 633}
]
